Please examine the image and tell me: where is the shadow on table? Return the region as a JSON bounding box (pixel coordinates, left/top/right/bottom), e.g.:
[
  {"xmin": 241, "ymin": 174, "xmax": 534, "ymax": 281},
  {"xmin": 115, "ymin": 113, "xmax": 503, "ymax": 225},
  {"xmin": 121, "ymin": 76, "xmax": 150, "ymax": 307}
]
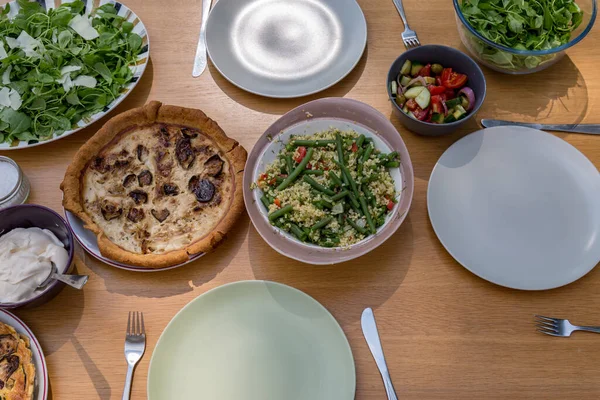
[
  {"xmin": 388, "ymin": 110, "xmax": 480, "ymax": 182},
  {"xmin": 248, "ymin": 215, "xmax": 414, "ymax": 324},
  {"xmin": 481, "ymin": 55, "xmax": 587, "ymax": 124},
  {"xmin": 72, "ymin": 336, "xmax": 111, "ymax": 400},
  {"xmin": 16, "ymin": 259, "xmax": 86, "ymax": 356},
  {"xmin": 84, "ymin": 215, "xmax": 251, "ymax": 298},
  {"xmin": 208, "ymin": 46, "xmax": 369, "ymax": 115}
]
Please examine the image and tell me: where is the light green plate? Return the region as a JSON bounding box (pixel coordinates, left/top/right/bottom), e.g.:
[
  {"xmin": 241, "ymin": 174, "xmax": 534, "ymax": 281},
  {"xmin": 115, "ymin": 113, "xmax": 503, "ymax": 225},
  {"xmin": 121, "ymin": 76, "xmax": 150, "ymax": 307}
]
[{"xmin": 148, "ymin": 281, "xmax": 356, "ymax": 400}]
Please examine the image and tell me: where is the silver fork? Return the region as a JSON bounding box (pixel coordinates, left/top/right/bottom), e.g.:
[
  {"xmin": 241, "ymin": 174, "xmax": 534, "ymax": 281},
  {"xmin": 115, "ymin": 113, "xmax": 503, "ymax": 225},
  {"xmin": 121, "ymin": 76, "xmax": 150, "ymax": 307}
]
[
  {"xmin": 535, "ymin": 315, "xmax": 600, "ymax": 337},
  {"xmin": 122, "ymin": 312, "xmax": 146, "ymax": 400},
  {"xmin": 392, "ymin": 0, "xmax": 420, "ymax": 49}
]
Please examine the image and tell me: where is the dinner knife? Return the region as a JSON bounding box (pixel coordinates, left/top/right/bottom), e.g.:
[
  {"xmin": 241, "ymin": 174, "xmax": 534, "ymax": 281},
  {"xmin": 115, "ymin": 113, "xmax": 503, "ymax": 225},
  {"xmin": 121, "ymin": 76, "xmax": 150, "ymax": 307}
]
[
  {"xmin": 481, "ymin": 119, "xmax": 600, "ymax": 135},
  {"xmin": 361, "ymin": 308, "xmax": 398, "ymax": 400},
  {"xmin": 192, "ymin": 0, "xmax": 213, "ymax": 77}
]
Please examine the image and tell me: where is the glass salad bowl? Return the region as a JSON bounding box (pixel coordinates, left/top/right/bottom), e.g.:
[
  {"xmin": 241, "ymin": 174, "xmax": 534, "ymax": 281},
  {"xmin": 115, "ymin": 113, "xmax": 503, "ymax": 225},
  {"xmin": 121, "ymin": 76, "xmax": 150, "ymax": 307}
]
[{"xmin": 453, "ymin": 0, "xmax": 597, "ymax": 74}]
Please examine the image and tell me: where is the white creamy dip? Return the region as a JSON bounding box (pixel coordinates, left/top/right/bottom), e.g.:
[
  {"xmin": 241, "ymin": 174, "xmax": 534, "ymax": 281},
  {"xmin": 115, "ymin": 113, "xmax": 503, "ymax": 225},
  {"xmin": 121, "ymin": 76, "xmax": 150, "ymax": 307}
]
[{"xmin": 0, "ymin": 227, "xmax": 69, "ymax": 303}]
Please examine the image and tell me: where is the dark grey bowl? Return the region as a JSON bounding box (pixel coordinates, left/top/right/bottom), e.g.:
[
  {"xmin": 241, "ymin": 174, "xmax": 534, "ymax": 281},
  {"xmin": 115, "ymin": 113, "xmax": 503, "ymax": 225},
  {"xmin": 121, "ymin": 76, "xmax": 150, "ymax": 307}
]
[
  {"xmin": 387, "ymin": 45, "xmax": 486, "ymax": 136},
  {"xmin": 0, "ymin": 205, "xmax": 75, "ymax": 309}
]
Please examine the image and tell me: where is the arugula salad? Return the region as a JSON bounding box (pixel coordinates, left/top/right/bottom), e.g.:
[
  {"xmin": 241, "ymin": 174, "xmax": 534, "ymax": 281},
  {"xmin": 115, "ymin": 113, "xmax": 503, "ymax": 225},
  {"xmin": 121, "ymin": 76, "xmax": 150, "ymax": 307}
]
[
  {"xmin": 0, "ymin": 0, "xmax": 144, "ymax": 144},
  {"xmin": 459, "ymin": 0, "xmax": 584, "ymax": 70}
]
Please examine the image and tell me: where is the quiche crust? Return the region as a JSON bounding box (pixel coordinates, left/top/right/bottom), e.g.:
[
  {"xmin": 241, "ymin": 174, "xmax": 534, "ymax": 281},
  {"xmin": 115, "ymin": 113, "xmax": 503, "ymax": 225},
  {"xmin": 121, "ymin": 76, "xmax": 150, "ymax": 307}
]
[{"xmin": 61, "ymin": 101, "xmax": 247, "ymax": 268}]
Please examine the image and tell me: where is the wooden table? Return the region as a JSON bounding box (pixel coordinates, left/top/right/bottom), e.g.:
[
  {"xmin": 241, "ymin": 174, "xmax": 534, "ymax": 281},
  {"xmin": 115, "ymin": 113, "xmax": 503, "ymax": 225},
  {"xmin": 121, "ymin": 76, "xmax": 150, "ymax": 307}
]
[{"xmin": 2, "ymin": 0, "xmax": 600, "ymax": 398}]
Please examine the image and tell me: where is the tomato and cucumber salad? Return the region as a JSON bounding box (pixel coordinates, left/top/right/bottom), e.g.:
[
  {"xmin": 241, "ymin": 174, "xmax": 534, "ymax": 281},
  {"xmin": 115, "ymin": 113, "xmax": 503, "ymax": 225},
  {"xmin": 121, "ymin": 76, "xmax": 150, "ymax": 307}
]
[{"xmin": 389, "ymin": 60, "xmax": 476, "ymax": 124}]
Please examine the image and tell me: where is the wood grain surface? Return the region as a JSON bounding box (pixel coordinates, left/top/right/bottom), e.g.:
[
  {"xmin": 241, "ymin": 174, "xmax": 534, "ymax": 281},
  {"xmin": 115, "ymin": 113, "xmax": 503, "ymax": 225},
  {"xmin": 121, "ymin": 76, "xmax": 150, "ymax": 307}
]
[{"xmin": 1, "ymin": 0, "xmax": 600, "ymax": 398}]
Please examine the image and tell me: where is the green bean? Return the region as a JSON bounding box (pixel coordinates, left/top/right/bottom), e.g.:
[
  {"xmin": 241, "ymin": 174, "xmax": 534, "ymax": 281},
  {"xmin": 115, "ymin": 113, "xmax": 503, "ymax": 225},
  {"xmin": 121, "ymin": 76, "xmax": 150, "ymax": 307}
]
[
  {"xmin": 311, "ymin": 216, "xmax": 334, "ymax": 231},
  {"xmin": 347, "ymin": 218, "xmax": 368, "ymax": 234},
  {"xmin": 347, "ymin": 192, "xmax": 362, "ymax": 214},
  {"xmin": 328, "ymin": 171, "xmax": 343, "ymax": 187},
  {"xmin": 285, "ymin": 154, "xmax": 294, "ymax": 174},
  {"xmin": 363, "ymin": 186, "xmax": 377, "ymax": 208},
  {"xmin": 276, "ymin": 148, "xmax": 313, "ymax": 191},
  {"xmin": 388, "ymin": 151, "xmax": 399, "ymax": 160},
  {"xmin": 260, "ymin": 195, "xmax": 271, "ymax": 209},
  {"xmin": 290, "ymin": 223, "xmax": 307, "ymax": 240},
  {"xmin": 302, "ymin": 169, "xmax": 325, "ymax": 176},
  {"xmin": 268, "ymin": 204, "xmax": 293, "ymax": 222},
  {"xmin": 337, "ymin": 213, "xmax": 343, "ymax": 225},
  {"xmin": 335, "ymin": 133, "xmax": 350, "ymax": 185},
  {"xmin": 359, "ymin": 196, "xmax": 376, "ymax": 233},
  {"xmin": 292, "ymin": 139, "xmax": 336, "ymax": 147},
  {"xmin": 335, "ymin": 133, "xmax": 344, "ymax": 165},
  {"xmin": 385, "ymin": 161, "xmax": 400, "ymax": 168},
  {"xmin": 362, "ymin": 143, "xmax": 374, "ymax": 163},
  {"xmin": 335, "ymin": 161, "xmax": 359, "ymax": 197},
  {"xmin": 313, "ymin": 200, "xmax": 333, "ymax": 210},
  {"xmin": 303, "ymin": 175, "xmax": 336, "ymax": 196},
  {"xmin": 330, "ymin": 190, "xmax": 349, "ymax": 201},
  {"xmin": 356, "ymin": 134, "xmax": 365, "ymax": 148}
]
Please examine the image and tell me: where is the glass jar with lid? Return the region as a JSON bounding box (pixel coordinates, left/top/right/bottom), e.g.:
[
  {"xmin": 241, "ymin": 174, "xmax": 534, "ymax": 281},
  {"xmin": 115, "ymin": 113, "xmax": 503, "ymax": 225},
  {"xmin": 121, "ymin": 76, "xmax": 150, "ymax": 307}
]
[{"xmin": 0, "ymin": 156, "xmax": 30, "ymax": 210}]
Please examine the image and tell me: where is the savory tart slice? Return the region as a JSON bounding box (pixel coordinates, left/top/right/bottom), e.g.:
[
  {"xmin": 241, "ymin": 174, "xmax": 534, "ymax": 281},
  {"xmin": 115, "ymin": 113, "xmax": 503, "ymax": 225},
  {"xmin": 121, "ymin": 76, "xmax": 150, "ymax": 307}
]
[
  {"xmin": 61, "ymin": 101, "xmax": 247, "ymax": 268},
  {"xmin": 0, "ymin": 322, "xmax": 35, "ymax": 400}
]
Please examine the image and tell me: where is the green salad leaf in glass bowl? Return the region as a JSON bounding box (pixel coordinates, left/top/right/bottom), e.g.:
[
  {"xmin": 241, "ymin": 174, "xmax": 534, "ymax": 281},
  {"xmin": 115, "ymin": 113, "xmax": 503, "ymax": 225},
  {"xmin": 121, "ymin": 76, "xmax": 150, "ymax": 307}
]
[{"xmin": 453, "ymin": 0, "xmax": 597, "ymax": 74}]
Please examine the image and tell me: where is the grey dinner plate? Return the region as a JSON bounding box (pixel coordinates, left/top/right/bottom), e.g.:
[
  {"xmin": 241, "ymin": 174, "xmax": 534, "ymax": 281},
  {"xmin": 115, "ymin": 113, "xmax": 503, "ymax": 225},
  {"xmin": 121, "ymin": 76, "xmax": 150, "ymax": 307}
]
[
  {"xmin": 206, "ymin": 0, "xmax": 367, "ymax": 98},
  {"xmin": 428, "ymin": 126, "xmax": 600, "ymax": 290}
]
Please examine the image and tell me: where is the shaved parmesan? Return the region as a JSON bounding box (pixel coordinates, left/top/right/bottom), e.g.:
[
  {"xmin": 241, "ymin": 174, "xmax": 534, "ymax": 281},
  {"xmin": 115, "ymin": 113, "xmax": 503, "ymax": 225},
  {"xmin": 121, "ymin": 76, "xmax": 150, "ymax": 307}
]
[
  {"xmin": 8, "ymin": 89, "xmax": 21, "ymax": 110},
  {"xmin": 72, "ymin": 75, "xmax": 97, "ymax": 88},
  {"xmin": 0, "ymin": 41, "xmax": 7, "ymax": 60},
  {"xmin": 69, "ymin": 15, "xmax": 99, "ymax": 41},
  {"xmin": 57, "ymin": 74, "xmax": 73, "ymax": 92},
  {"xmin": 4, "ymin": 31, "xmax": 43, "ymax": 58},
  {"xmin": 0, "ymin": 87, "xmax": 10, "ymax": 108},
  {"xmin": 5, "ymin": 37, "xmax": 18, "ymax": 49},
  {"xmin": 15, "ymin": 31, "xmax": 42, "ymax": 57},
  {"xmin": 0, "ymin": 88, "xmax": 20, "ymax": 110},
  {"xmin": 2, "ymin": 66, "xmax": 12, "ymax": 85},
  {"xmin": 60, "ymin": 65, "xmax": 82, "ymax": 75}
]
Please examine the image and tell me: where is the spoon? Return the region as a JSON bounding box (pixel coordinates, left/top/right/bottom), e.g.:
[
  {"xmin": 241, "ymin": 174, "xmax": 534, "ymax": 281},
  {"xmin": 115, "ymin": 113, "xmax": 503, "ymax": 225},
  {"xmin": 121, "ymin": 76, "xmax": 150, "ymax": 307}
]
[{"xmin": 37, "ymin": 262, "xmax": 89, "ymax": 290}]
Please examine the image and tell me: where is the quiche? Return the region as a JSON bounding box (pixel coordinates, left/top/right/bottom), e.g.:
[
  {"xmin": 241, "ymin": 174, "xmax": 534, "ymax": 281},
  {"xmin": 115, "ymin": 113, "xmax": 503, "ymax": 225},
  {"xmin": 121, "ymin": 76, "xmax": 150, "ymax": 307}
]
[
  {"xmin": 61, "ymin": 101, "xmax": 247, "ymax": 268},
  {"xmin": 0, "ymin": 322, "xmax": 35, "ymax": 400}
]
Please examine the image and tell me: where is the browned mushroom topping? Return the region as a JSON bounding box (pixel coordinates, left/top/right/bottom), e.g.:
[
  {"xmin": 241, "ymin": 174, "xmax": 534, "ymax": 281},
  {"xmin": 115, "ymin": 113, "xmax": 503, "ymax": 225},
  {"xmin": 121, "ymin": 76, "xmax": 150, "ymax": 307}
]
[
  {"xmin": 137, "ymin": 170, "xmax": 153, "ymax": 186},
  {"xmin": 101, "ymin": 200, "xmax": 122, "ymax": 220},
  {"xmin": 191, "ymin": 178, "xmax": 215, "ymax": 203},
  {"xmin": 0, "ymin": 335, "xmax": 17, "ymax": 360},
  {"xmin": 0, "ymin": 355, "xmax": 20, "ymax": 384},
  {"xmin": 129, "ymin": 190, "xmax": 148, "ymax": 204},
  {"xmin": 158, "ymin": 126, "xmax": 171, "ymax": 147},
  {"xmin": 188, "ymin": 175, "xmax": 199, "ymax": 191},
  {"xmin": 137, "ymin": 144, "xmax": 149, "ymax": 162},
  {"xmin": 123, "ymin": 174, "xmax": 136, "ymax": 187},
  {"xmin": 194, "ymin": 145, "xmax": 209, "ymax": 155},
  {"xmin": 155, "ymin": 150, "xmax": 173, "ymax": 178},
  {"xmin": 91, "ymin": 156, "xmax": 109, "ymax": 173},
  {"xmin": 114, "ymin": 159, "xmax": 130, "ymax": 169},
  {"xmin": 204, "ymin": 154, "xmax": 224, "ymax": 177},
  {"xmin": 181, "ymin": 127, "xmax": 198, "ymax": 139},
  {"xmin": 162, "ymin": 183, "xmax": 179, "ymax": 196},
  {"xmin": 151, "ymin": 208, "xmax": 170, "ymax": 222},
  {"xmin": 175, "ymin": 136, "xmax": 196, "ymax": 170},
  {"xmin": 126, "ymin": 208, "xmax": 145, "ymax": 223}
]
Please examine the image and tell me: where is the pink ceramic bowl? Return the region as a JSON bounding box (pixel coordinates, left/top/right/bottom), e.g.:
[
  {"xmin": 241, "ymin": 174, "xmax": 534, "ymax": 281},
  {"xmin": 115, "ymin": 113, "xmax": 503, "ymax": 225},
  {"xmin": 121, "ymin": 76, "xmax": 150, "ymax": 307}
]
[{"xmin": 243, "ymin": 97, "xmax": 414, "ymax": 265}]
